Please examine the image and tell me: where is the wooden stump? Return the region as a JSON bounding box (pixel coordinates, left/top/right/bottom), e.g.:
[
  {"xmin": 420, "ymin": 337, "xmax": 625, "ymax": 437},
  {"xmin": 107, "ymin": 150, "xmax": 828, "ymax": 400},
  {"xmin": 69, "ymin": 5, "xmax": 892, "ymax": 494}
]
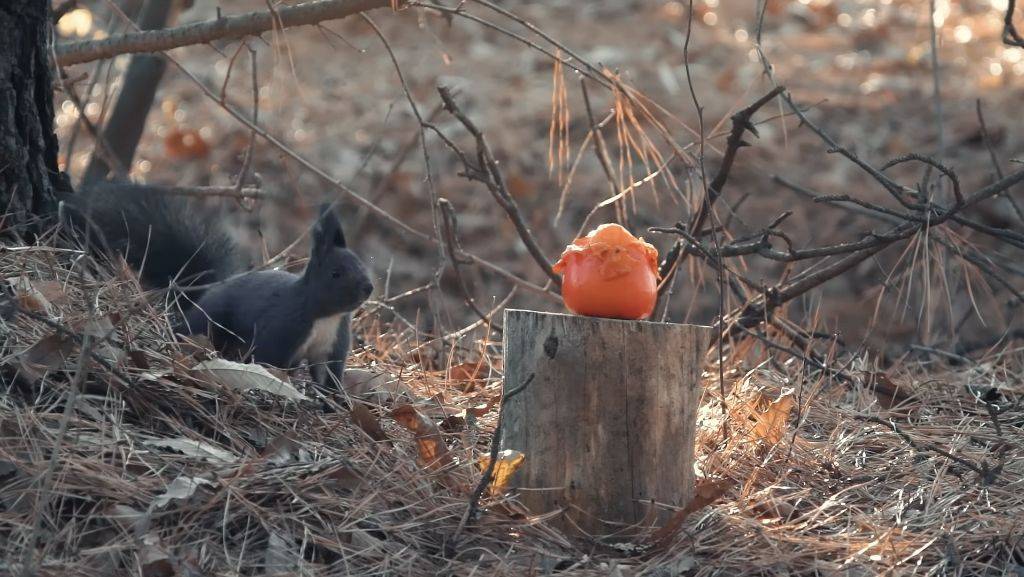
[{"xmin": 501, "ymin": 309, "xmax": 709, "ymax": 536}]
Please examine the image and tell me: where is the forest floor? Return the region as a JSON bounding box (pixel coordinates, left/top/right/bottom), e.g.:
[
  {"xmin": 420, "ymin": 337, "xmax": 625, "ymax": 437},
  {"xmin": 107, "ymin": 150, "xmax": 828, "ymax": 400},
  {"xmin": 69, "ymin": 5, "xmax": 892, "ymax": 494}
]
[{"xmin": 2, "ymin": 243, "xmax": 1022, "ymax": 575}]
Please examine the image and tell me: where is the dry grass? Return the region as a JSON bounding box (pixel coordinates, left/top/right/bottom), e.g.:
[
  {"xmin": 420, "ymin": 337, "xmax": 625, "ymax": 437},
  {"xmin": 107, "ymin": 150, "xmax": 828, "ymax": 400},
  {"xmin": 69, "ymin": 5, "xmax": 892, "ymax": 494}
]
[{"xmin": 1, "ymin": 244, "xmax": 1022, "ymax": 576}]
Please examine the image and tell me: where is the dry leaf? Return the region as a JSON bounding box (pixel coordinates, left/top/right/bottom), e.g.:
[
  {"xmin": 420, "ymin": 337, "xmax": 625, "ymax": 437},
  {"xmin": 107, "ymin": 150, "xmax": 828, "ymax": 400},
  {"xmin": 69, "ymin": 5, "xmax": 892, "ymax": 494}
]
[
  {"xmin": 79, "ymin": 315, "xmax": 115, "ymax": 338},
  {"xmin": 106, "ymin": 504, "xmax": 151, "ymax": 535},
  {"xmin": 191, "ymin": 359, "xmax": 308, "ymax": 401},
  {"xmin": 350, "ymin": 402, "xmax": 390, "ymax": 442},
  {"xmin": 8, "ymin": 276, "xmax": 52, "ymax": 314},
  {"xmin": 128, "ymin": 349, "xmax": 151, "ymax": 370},
  {"xmin": 478, "ymin": 449, "xmax": 525, "ymax": 495},
  {"xmin": 322, "ymin": 464, "xmax": 364, "ymax": 491},
  {"xmin": 466, "ymin": 396, "xmax": 498, "ymax": 418},
  {"xmin": 139, "ymin": 532, "xmax": 175, "ymax": 577},
  {"xmin": 865, "ymin": 372, "xmax": 914, "ymax": 410},
  {"xmin": 448, "ymin": 361, "xmax": 489, "ymax": 392},
  {"xmin": 261, "ymin": 433, "xmax": 308, "ymax": 465},
  {"xmin": 391, "ymin": 404, "xmax": 453, "ymax": 469},
  {"xmin": 648, "ymin": 478, "xmax": 731, "ymax": 550},
  {"xmin": 344, "ymin": 367, "xmax": 415, "ymax": 403},
  {"xmin": 20, "ymin": 333, "xmax": 77, "ymax": 371},
  {"xmin": 143, "ymin": 437, "xmax": 237, "ymax": 464},
  {"xmin": 153, "ymin": 475, "xmax": 214, "ymax": 509},
  {"xmin": 263, "ymin": 531, "xmax": 298, "ymax": 573},
  {"xmin": 751, "ymin": 389, "xmax": 795, "ymax": 444}
]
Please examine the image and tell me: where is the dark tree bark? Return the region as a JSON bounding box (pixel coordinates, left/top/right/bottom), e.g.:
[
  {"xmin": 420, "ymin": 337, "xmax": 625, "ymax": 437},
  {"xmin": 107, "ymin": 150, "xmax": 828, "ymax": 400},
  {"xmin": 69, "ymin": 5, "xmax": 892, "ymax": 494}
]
[{"xmin": 0, "ymin": 1, "xmax": 70, "ymax": 238}]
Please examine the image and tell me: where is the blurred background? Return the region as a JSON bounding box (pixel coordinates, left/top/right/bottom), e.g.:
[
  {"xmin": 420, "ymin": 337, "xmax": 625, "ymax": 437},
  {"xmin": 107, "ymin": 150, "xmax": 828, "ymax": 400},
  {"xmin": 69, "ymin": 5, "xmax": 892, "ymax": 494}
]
[{"xmin": 53, "ymin": 0, "xmax": 1023, "ymax": 358}]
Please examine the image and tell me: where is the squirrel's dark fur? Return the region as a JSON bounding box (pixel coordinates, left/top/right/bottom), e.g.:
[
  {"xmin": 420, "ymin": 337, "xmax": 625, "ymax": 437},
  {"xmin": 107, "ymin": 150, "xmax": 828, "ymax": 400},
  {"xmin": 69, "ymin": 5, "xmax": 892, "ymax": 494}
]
[{"xmin": 63, "ymin": 183, "xmax": 373, "ymax": 389}]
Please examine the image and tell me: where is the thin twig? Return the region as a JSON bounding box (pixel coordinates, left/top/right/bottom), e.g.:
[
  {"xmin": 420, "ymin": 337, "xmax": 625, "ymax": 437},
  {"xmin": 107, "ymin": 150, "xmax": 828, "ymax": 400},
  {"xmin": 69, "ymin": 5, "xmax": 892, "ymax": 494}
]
[
  {"xmin": 657, "ymin": 85, "xmax": 785, "ymax": 290},
  {"xmin": 448, "ymin": 373, "xmax": 534, "ymax": 555},
  {"xmin": 437, "ymin": 86, "xmax": 562, "ymax": 288},
  {"xmin": 439, "ymin": 198, "xmax": 503, "ymax": 333},
  {"xmin": 1003, "ymin": 0, "xmax": 1024, "ymax": 47}
]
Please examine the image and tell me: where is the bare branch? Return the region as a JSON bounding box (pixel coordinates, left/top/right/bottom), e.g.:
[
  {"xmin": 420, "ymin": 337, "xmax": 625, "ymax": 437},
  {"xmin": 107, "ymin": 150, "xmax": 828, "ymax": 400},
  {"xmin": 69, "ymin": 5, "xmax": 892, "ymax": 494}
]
[
  {"xmin": 658, "ymin": 85, "xmax": 785, "ymax": 289},
  {"xmin": 1004, "ymin": 0, "xmax": 1024, "ymax": 47},
  {"xmin": 437, "ymin": 85, "xmax": 562, "ymax": 288},
  {"xmin": 55, "ymin": 0, "xmax": 392, "ymax": 66}
]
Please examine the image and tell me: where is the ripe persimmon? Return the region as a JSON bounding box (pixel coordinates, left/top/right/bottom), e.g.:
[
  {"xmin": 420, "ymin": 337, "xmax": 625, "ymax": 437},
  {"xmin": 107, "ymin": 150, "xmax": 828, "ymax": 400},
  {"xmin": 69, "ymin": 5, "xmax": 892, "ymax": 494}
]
[{"xmin": 552, "ymin": 223, "xmax": 660, "ymax": 320}]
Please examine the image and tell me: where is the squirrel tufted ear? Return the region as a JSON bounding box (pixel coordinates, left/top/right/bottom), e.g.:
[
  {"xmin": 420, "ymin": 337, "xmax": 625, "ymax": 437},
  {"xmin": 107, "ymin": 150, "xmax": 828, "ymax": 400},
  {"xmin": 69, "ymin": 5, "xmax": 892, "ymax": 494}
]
[{"xmin": 312, "ymin": 203, "xmax": 346, "ymax": 252}]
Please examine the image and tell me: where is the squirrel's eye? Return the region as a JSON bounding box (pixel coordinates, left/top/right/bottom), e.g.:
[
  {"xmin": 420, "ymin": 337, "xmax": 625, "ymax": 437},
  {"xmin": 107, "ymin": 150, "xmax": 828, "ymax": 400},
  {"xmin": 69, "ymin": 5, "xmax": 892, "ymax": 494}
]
[{"xmin": 331, "ymin": 270, "xmax": 342, "ymax": 279}]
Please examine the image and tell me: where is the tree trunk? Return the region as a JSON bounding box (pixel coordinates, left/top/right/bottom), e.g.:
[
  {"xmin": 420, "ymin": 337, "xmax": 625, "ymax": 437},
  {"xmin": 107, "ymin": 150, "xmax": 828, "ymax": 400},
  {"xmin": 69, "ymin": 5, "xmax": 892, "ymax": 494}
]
[
  {"xmin": 502, "ymin": 309, "xmax": 709, "ymax": 537},
  {"xmin": 0, "ymin": 1, "xmax": 70, "ymax": 238}
]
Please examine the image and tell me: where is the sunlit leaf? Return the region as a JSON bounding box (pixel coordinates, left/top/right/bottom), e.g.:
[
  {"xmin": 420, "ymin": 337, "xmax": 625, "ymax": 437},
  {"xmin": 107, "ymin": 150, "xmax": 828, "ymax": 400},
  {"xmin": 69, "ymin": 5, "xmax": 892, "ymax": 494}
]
[
  {"xmin": 478, "ymin": 449, "xmax": 525, "ymax": 495},
  {"xmin": 751, "ymin": 389, "xmax": 795, "ymax": 444},
  {"xmin": 391, "ymin": 404, "xmax": 453, "ymax": 470}
]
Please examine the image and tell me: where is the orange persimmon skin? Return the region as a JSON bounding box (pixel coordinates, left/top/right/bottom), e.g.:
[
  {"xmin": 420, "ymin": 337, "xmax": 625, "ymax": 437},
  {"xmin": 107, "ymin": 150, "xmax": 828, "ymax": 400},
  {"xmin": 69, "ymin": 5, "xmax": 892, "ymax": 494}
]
[{"xmin": 553, "ymin": 224, "xmax": 660, "ymax": 320}]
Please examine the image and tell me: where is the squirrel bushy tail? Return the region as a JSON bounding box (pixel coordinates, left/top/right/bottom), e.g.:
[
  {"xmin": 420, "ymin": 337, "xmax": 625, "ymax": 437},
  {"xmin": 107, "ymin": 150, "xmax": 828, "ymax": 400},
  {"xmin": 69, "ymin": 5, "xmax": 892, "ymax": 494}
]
[
  {"xmin": 62, "ymin": 182, "xmax": 248, "ymax": 291},
  {"xmin": 61, "ymin": 184, "xmax": 374, "ymax": 392}
]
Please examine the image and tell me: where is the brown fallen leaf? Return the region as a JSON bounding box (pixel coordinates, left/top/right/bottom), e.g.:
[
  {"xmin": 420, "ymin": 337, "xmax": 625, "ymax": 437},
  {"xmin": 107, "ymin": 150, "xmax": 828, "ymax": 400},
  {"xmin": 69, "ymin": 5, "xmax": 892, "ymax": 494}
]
[
  {"xmin": 350, "ymin": 402, "xmax": 390, "ymax": 443},
  {"xmin": 322, "ymin": 464, "xmax": 364, "ymax": 491},
  {"xmin": 648, "ymin": 478, "xmax": 732, "ymax": 550},
  {"xmin": 449, "ymin": 361, "xmax": 491, "ymax": 392},
  {"xmin": 390, "ymin": 404, "xmax": 453, "ymax": 470},
  {"xmin": 139, "ymin": 532, "xmax": 175, "ymax": 577},
  {"xmin": 751, "ymin": 389, "xmax": 795, "ymax": 445},
  {"xmin": 127, "ymin": 349, "xmax": 151, "ymax": 370},
  {"xmin": 865, "ymin": 372, "xmax": 915, "ymax": 410},
  {"xmin": 20, "ymin": 332, "xmax": 77, "ymax": 372}
]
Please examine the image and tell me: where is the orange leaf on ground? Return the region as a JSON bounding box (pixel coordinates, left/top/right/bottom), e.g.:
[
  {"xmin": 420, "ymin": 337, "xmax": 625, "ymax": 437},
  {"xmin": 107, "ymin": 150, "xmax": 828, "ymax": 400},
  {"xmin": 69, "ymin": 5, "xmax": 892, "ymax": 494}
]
[
  {"xmin": 391, "ymin": 404, "xmax": 453, "ymax": 470},
  {"xmin": 648, "ymin": 478, "xmax": 732, "ymax": 550}
]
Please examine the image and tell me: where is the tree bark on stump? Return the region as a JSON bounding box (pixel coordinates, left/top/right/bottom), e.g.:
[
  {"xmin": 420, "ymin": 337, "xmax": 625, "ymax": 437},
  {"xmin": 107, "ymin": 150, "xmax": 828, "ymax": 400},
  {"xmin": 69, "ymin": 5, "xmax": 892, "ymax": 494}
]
[
  {"xmin": 502, "ymin": 309, "xmax": 709, "ymax": 537},
  {"xmin": 0, "ymin": 1, "xmax": 69, "ymax": 237}
]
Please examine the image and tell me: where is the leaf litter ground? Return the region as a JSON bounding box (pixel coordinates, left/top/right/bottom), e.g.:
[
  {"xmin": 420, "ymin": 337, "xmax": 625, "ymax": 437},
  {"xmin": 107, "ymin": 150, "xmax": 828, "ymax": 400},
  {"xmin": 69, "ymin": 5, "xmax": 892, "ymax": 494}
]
[{"xmin": 1, "ymin": 245, "xmax": 1022, "ymax": 576}]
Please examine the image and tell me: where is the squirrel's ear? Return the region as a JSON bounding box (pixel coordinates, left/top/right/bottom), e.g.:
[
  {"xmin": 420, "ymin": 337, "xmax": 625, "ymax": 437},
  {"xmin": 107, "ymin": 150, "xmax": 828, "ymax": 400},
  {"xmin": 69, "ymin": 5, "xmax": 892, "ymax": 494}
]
[{"xmin": 312, "ymin": 203, "xmax": 346, "ymax": 252}]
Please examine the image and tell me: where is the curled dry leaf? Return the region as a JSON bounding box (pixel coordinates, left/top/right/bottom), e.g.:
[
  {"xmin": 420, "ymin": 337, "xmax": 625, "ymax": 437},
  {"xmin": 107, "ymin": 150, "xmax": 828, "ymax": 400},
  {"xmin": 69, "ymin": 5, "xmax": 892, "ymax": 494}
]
[
  {"xmin": 478, "ymin": 449, "xmax": 525, "ymax": 495},
  {"xmin": 191, "ymin": 359, "xmax": 308, "ymax": 401},
  {"xmin": 390, "ymin": 404, "xmax": 453, "ymax": 470}
]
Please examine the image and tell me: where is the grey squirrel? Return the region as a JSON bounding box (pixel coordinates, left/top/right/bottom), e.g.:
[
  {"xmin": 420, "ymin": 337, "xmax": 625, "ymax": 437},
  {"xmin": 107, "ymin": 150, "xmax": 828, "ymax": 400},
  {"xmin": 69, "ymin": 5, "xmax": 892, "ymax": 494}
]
[{"xmin": 62, "ymin": 183, "xmax": 374, "ymax": 389}]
